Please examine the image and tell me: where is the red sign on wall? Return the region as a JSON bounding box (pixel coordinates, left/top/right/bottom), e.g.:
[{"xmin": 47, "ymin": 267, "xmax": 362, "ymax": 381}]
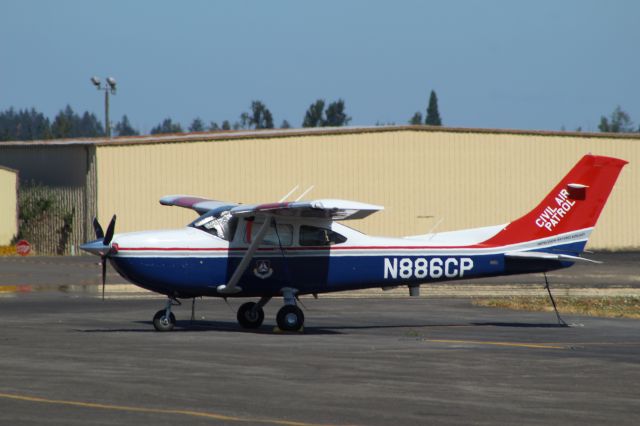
[{"xmin": 16, "ymin": 240, "xmax": 31, "ymax": 256}]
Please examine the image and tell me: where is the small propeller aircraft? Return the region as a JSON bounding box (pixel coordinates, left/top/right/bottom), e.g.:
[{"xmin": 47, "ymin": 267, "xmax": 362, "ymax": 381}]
[{"xmin": 81, "ymin": 154, "xmax": 627, "ymax": 331}]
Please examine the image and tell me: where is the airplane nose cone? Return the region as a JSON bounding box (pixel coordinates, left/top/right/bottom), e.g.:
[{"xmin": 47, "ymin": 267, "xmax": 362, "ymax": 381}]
[{"xmin": 79, "ymin": 239, "xmax": 112, "ymax": 256}]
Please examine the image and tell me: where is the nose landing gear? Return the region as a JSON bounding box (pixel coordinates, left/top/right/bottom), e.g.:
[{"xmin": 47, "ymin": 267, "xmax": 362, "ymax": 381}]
[{"xmin": 153, "ymin": 298, "xmax": 178, "ymax": 331}]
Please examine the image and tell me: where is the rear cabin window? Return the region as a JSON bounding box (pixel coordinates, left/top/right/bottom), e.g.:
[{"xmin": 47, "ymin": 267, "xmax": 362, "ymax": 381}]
[
  {"xmin": 299, "ymin": 226, "xmax": 347, "ymax": 246},
  {"xmin": 244, "ymin": 221, "xmax": 293, "ymax": 246}
]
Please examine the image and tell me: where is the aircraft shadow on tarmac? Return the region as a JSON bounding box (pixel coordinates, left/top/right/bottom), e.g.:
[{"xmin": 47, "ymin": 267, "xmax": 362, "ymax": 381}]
[
  {"xmin": 471, "ymin": 322, "xmax": 570, "ymax": 328},
  {"xmin": 78, "ymin": 320, "xmax": 342, "ymax": 335},
  {"xmin": 77, "ymin": 320, "xmax": 570, "ymax": 334}
]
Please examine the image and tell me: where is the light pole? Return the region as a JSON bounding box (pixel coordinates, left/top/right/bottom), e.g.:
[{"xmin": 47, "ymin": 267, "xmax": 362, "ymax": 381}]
[{"xmin": 90, "ymin": 76, "xmax": 117, "ymax": 138}]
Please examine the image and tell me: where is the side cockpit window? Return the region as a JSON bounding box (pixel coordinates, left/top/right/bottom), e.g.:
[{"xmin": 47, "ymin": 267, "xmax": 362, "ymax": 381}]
[
  {"xmin": 299, "ymin": 225, "xmax": 347, "ymax": 246},
  {"xmin": 244, "ymin": 220, "xmax": 293, "ymax": 246},
  {"xmin": 189, "ymin": 210, "xmax": 238, "ymax": 241}
]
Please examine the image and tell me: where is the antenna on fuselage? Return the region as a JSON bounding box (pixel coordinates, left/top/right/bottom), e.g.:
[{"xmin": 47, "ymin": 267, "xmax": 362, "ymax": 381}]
[{"xmin": 425, "ymin": 217, "xmax": 444, "ymax": 241}]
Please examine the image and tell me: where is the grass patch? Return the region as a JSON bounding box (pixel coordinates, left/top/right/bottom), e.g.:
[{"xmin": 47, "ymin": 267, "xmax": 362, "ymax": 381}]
[{"xmin": 473, "ymin": 296, "xmax": 640, "ymax": 319}]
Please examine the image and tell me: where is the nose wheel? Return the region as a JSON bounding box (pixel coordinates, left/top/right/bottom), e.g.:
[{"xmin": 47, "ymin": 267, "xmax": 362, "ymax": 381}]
[
  {"xmin": 153, "ymin": 298, "xmax": 177, "ymax": 331},
  {"xmin": 153, "ymin": 310, "xmax": 176, "ymax": 331}
]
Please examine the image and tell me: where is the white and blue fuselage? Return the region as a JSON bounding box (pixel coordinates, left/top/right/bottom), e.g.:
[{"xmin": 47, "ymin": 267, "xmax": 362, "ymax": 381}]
[{"xmin": 105, "ymin": 220, "xmax": 588, "ymax": 299}]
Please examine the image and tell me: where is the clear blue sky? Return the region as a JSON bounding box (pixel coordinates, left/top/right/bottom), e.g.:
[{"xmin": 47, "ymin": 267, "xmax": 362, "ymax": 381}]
[{"xmin": 2, "ymin": 0, "xmax": 638, "ymax": 133}]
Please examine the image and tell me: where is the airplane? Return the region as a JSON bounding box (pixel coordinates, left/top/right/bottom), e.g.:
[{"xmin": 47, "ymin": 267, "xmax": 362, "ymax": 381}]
[{"xmin": 81, "ymin": 154, "xmax": 627, "ymax": 332}]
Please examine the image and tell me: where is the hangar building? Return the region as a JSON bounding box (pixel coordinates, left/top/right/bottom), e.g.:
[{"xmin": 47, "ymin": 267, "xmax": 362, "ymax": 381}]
[
  {"xmin": 0, "ymin": 166, "xmax": 18, "ymax": 245},
  {"xmin": 0, "ymin": 126, "xmax": 637, "ymax": 254}
]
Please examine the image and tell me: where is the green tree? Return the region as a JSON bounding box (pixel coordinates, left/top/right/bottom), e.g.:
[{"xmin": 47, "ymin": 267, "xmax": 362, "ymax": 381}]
[
  {"xmin": 280, "ymin": 120, "xmax": 291, "ymax": 129},
  {"xmin": 51, "ymin": 106, "xmax": 104, "ymax": 138},
  {"xmin": 325, "ymin": 99, "xmax": 351, "ymax": 127},
  {"xmin": 189, "ymin": 117, "xmax": 205, "ymax": 132},
  {"xmin": 78, "ymin": 111, "xmax": 105, "ymax": 137},
  {"xmin": 150, "ymin": 118, "xmax": 183, "ymax": 134},
  {"xmin": 302, "ymin": 99, "xmax": 351, "ymax": 127},
  {"xmin": 221, "ymin": 120, "xmax": 231, "ymax": 130},
  {"xmin": 114, "ymin": 115, "xmax": 139, "ymax": 136},
  {"xmin": 51, "ymin": 105, "xmax": 77, "ymax": 138},
  {"xmin": 0, "ymin": 107, "xmax": 52, "ymax": 141},
  {"xmin": 249, "ymin": 101, "xmax": 274, "ymax": 129},
  {"xmin": 409, "ymin": 112, "xmax": 423, "ymax": 125},
  {"xmin": 425, "ymin": 90, "xmax": 442, "ymax": 126},
  {"xmin": 302, "ymin": 100, "xmax": 326, "ymax": 127},
  {"xmin": 598, "ymin": 106, "xmax": 635, "ymax": 133}
]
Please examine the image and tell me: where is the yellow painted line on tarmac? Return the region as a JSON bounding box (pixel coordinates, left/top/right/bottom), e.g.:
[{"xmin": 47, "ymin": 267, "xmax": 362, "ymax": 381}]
[
  {"xmin": 0, "ymin": 392, "xmax": 340, "ymax": 426},
  {"xmin": 426, "ymin": 339, "xmax": 566, "ymax": 349},
  {"xmin": 0, "ymin": 285, "xmax": 32, "ymax": 293}
]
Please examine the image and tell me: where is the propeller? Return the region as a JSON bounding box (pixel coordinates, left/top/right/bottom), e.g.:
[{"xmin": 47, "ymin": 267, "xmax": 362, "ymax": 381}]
[
  {"xmin": 93, "ymin": 217, "xmax": 104, "ymax": 240},
  {"xmin": 93, "ymin": 215, "xmax": 116, "ymax": 300}
]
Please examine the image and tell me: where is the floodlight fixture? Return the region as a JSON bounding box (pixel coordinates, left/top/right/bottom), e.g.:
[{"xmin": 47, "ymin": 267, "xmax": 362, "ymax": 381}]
[{"xmin": 90, "ymin": 75, "xmax": 118, "ymax": 138}]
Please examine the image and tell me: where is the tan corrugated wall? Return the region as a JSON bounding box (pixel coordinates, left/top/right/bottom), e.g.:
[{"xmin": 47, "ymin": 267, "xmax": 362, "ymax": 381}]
[
  {"xmin": 96, "ymin": 130, "xmax": 639, "ymax": 249},
  {"xmin": 0, "ymin": 167, "xmax": 18, "ymax": 245}
]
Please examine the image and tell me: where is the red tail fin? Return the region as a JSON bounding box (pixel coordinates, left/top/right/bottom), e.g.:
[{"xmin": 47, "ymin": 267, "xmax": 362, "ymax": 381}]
[{"xmin": 482, "ymin": 154, "xmax": 627, "ymax": 246}]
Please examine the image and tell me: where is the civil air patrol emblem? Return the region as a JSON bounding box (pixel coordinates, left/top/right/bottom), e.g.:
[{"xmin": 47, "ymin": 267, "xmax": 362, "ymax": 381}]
[{"xmin": 253, "ymin": 260, "xmax": 273, "ymax": 279}]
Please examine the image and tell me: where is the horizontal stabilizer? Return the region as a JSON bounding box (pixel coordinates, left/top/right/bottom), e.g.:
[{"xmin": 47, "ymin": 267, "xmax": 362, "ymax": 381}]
[{"xmin": 505, "ymin": 251, "xmax": 601, "ymax": 264}]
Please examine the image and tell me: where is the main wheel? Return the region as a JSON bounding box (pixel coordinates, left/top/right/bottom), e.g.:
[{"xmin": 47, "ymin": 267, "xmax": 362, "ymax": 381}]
[
  {"xmin": 276, "ymin": 305, "xmax": 304, "ymax": 331},
  {"xmin": 237, "ymin": 302, "xmax": 265, "ymax": 329},
  {"xmin": 153, "ymin": 310, "xmax": 176, "ymax": 332}
]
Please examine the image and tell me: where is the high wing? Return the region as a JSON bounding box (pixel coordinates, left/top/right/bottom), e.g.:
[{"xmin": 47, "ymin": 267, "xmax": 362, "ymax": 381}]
[
  {"xmin": 160, "ymin": 195, "xmax": 238, "ymax": 215},
  {"xmin": 161, "ymin": 195, "xmax": 383, "ymax": 221},
  {"xmin": 229, "ymin": 199, "xmax": 383, "ymax": 220}
]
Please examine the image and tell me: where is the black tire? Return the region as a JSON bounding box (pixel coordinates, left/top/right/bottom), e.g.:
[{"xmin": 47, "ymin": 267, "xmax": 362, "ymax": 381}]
[
  {"xmin": 153, "ymin": 309, "xmax": 176, "ymax": 332},
  {"xmin": 237, "ymin": 302, "xmax": 265, "ymax": 329},
  {"xmin": 276, "ymin": 305, "xmax": 304, "ymax": 331}
]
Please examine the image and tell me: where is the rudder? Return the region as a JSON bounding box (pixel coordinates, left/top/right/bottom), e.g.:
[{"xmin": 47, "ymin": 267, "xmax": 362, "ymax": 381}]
[{"xmin": 482, "ymin": 154, "xmax": 627, "ymax": 247}]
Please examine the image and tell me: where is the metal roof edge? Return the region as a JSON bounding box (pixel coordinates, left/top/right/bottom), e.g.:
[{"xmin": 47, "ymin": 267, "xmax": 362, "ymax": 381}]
[
  {"xmin": 0, "ymin": 165, "xmax": 19, "ymax": 173},
  {"xmin": 0, "ymin": 125, "xmax": 638, "ymax": 147}
]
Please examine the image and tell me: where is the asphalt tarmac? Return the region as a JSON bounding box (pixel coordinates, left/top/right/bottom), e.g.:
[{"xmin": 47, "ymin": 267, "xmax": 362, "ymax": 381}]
[{"xmin": 0, "ymin": 292, "xmax": 639, "ymax": 425}]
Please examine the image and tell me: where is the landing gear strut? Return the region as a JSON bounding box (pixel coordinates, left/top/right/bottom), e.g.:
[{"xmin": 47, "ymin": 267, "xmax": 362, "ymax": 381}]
[
  {"xmin": 276, "ymin": 287, "xmax": 304, "ymax": 331},
  {"xmin": 153, "ymin": 298, "xmax": 177, "ymax": 331}
]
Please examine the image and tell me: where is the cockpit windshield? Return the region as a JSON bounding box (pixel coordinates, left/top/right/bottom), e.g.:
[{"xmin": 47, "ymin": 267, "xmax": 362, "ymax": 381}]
[{"xmin": 188, "ymin": 207, "xmax": 238, "ymax": 241}]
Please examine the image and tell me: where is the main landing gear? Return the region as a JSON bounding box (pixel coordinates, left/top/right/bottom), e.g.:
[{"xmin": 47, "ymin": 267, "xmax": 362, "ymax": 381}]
[
  {"xmin": 275, "ymin": 287, "xmax": 304, "ymax": 331},
  {"xmin": 237, "ymin": 297, "xmax": 270, "ymax": 329},
  {"xmin": 237, "ymin": 288, "xmax": 305, "ymax": 331},
  {"xmin": 152, "ymin": 288, "xmax": 306, "ymax": 332}
]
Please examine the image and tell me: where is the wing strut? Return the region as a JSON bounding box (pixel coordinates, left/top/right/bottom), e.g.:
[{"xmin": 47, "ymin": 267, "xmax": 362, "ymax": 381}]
[{"xmin": 217, "ymin": 215, "xmax": 274, "ymax": 295}]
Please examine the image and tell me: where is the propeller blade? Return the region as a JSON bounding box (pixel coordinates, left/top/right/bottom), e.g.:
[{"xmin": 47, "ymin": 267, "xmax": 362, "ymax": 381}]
[
  {"xmin": 101, "ymin": 255, "xmax": 107, "ymax": 300},
  {"xmin": 93, "ymin": 217, "xmax": 104, "ymax": 239},
  {"xmin": 104, "ymin": 215, "xmax": 117, "ymax": 245}
]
